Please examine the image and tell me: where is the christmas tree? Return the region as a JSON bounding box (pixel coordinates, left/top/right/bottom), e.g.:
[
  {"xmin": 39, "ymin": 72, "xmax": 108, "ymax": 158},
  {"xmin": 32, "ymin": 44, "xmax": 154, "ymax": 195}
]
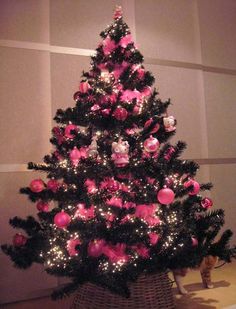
[{"xmin": 2, "ymin": 6, "xmax": 235, "ymax": 299}]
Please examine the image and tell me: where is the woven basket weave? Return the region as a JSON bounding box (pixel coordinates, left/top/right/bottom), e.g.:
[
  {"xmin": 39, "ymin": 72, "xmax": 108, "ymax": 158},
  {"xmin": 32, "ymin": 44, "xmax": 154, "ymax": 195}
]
[{"xmin": 71, "ymin": 271, "xmax": 175, "ymax": 309}]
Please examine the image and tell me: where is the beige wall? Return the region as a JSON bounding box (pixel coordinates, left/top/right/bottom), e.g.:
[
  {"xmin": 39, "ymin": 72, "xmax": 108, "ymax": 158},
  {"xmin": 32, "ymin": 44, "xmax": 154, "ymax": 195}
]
[{"xmin": 0, "ymin": 0, "xmax": 236, "ymax": 304}]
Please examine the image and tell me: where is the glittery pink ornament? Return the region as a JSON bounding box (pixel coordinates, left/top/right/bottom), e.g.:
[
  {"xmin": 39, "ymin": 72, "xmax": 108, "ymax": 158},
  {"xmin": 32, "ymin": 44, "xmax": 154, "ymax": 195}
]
[
  {"xmin": 157, "ymin": 188, "xmax": 175, "ymax": 205},
  {"xmin": 88, "ymin": 239, "xmax": 105, "ymax": 257},
  {"xmin": 54, "ymin": 211, "xmax": 71, "ymax": 228},
  {"xmin": 69, "ymin": 147, "xmax": 81, "ymax": 166},
  {"xmin": 141, "ymin": 86, "xmax": 152, "ymax": 97},
  {"xmin": 36, "ymin": 201, "xmax": 49, "ymax": 212},
  {"xmin": 191, "ymin": 237, "xmax": 198, "ymax": 247},
  {"xmin": 64, "ymin": 124, "xmax": 78, "ymax": 139},
  {"xmin": 113, "ymin": 107, "xmax": 128, "ymax": 121},
  {"xmin": 184, "ymin": 179, "xmax": 200, "ymax": 195},
  {"xmin": 30, "ymin": 179, "xmax": 44, "ymax": 193},
  {"xmin": 201, "ymin": 197, "xmax": 213, "ymax": 209},
  {"xmin": 13, "ymin": 233, "xmax": 27, "ymax": 247},
  {"xmin": 47, "ymin": 179, "xmax": 60, "ymax": 193},
  {"xmin": 143, "ymin": 136, "xmax": 160, "ymax": 153}
]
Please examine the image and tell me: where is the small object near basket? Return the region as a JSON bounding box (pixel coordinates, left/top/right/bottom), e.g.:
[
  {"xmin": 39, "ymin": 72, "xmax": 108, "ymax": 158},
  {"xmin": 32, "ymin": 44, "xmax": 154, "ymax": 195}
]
[{"xmin": 71, "ymin": 271, "xmax": 175, "ymax": 309}]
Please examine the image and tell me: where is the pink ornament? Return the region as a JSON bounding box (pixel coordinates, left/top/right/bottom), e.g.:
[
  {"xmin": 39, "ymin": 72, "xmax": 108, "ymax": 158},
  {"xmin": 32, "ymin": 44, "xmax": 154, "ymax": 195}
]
[
  {"xmin": 103, "ymin": 37, "xmax": 117, "ymax": 55},
  {"xmin": 36, "ymin": 201, "xmax": 49, "ymax": 212},
  {"xmin": 85, "ymin": 179, "xmax": 97, "ymax": 194},
  {"xmin": 79, "ymin": 81, "xmax": 91, "ymax": 93},
  {"xmin": 119, "ymin": 34, "xmax": 133, "ymax": 48},
  {"xmin": 111, "ymin": 139, "xmax": 129, "ymax": 167},
  {"xmin": 64, "ymin": 124, "xmax": 78, "ymax": 138},
  {"xmin": 163, "ymin": 116, "xmax": 176, "ymax": 132},
  {"xmin": 137, "ymin": 67, "xmax": 145, "ymax": 79},
  {"xmin": 141, "ymin": 87, "xmax": 152, "ymax": 97},
  {"xmin": 143, "ymin": 136, "xmax": 160, "ymax": 153},
  {"xmin": 201, "ymin": 197, "xmax": 213, "ymax": 209},
  {"xmin": 184, "ymin": 179, "xmax": 200, "ymax": 195},
  {"xmin": 120, "ymin": 89, "xmax": 141, "ymax": 101},
  {"xmin": 191, "ymin": 237, "xmax": 198, "ymax": 247},
  {"xmin": 144, "ymin": 118, "xmax": 160, "ymax": 134},
  {"xmin": 54, "ymin": 211, "xmax": 71, "ymax": 228},
  {"xmin": 69, "ymin": 147, "xmax": 81, "ymax": 166},
  {"xmin": 113, "ymin": 107, "xmax": 128, "ymax": 121},
  {"xmin": 113, "ymin": 5, "xmax": 122, "ymax": 19},
  {"xmin": 164, "ymin": 147, "xmax": 175, "ymax": 161},
  {"xmin": 30, "ymin": 179, "xmax": 44, "ymax": 193},
  {"xmin": 13, "ymin": 233, "xmax": 27, "ymax": 247},
  {"xmin": 75, "ymin": 203, "xmax": 95, "ymax": 221},
  {"xmin": 157, "ymin": 188, "xmax": 175, "ymax": 205},
  {"xmin": 88, "ymin": 239, "xmax": 106, "ymax": 257},
  {"xmin": 53, "ymin": 127, "xmax": 64, "ymax": 145},
  {"xmin": 149, "ymin": 233, "xmax": 160, "ymax": 246},
  {"xmin": 67, "ymin": 238, "xmax": 81, "ymax": 256},
  {"xmin": 47, "ymin": 179, "xmax": 60, "ymax": 193}
]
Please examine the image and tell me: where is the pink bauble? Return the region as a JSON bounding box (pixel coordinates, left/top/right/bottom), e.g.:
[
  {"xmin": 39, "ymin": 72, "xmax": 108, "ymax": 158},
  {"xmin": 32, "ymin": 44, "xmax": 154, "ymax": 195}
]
[
  {"xmin": 36, "ymin": 201, "xmax": 49, "ymax": 212},
  {"xmin": 54, "ymin": 211, "xmax": 71, "ymax": 228},
  {"xmin": 113, "ymin": 107, "xmax": 128, "ymax": 121},
  {"xmin": 47, "ymin": 179, "xmax": 60, "ymax": 193},
  {"xmin": 157, "ymin": 188, "xmax": 175, "ymax": 205},
  {"xmin": 88, "ymin": 239, "xmax": 105, "ymax": 257},
  {"xmin": 184, "ymin": 179, "xmax": 200, "ymax": 195},
  {"xmin": 13, "ymin": 233, "xmax": 27, "ymax": 247},
  {"xmin": 64, "ymin": 124, "xmax": 78, "ymax": 138},
  {"xmin": 143, "ymin": 136, "xmax": 160, "ymax": 153},
  {"xmin": 201, "ymin": 197, "xmax": 213, "ymax": 209},
  {"xmin": 191, "ymin": 237, "xmax": 198, "ymax": 247},
  {"xmin": 30, "ymin": 179, "xmax": 44, "ymax": 193}
]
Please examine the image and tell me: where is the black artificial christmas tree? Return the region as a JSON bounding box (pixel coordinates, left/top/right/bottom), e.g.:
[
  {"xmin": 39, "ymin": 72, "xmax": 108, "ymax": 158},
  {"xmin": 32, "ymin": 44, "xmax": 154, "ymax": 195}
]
[{"xmin": 2, "ymin": 6, "xmax": 235, "ymax": 301}]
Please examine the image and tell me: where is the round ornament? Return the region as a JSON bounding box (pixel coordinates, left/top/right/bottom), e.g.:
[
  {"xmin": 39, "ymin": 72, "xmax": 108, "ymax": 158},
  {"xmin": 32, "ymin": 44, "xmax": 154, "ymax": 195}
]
[
  {"xmin": 113, "ymin": 107, "xmax": 128, "ymax": 121},
  {"xmin": 144, "ymin": 118, "xmax": 160, "ymax": 134},
  {"xmin": 184, "ymin": 179, "xmax": 200, "ymax": 195},
  {"xmin": 88, "ymin": 239, "xmax": 105, "ymax": 257},
  {"xmin": 30, "ymin": 179, "xmax": 44, "ymax": 193},
  {"xmin": 47, "ymin": 179, "xmax": 60, "ymax": 193},
  {"xmin": 36, "ymin": 201, "xmax": 49, "ymax": 212},
  {"xmin": 201, "ymin": 197, "xmax": 213, "ymax": 209},
  {"xmin": 13, "ymin": 233, "xmax": 27, "ymax": 247},
  {"xmin": 157, "ymin": 188, "xmax": 175, "ymax": 205},
  {"xmin": 54, "ymin": 211, "xmax": 71, "ymax": 228},
  {"xmin": 144, "ymin": 136, "xmax": 160, "ymax": 153}
]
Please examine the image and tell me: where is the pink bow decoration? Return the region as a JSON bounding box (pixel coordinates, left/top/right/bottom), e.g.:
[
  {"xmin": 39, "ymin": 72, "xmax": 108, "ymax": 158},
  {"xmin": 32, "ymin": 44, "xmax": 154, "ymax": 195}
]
[
  {"xmin": 67, "ymin": 238, "xmax": 81, "ymax": 256},
  {"xmin": 103, "ymin": 243, "xmax": 129, "ymax": 263},
  {"xmin": 106, "ymin": 197, "xmax": 123, "ymax": 208},
  {"xmin": 119, "ymin": 34, "xmax": 133, "ymax": 48}
]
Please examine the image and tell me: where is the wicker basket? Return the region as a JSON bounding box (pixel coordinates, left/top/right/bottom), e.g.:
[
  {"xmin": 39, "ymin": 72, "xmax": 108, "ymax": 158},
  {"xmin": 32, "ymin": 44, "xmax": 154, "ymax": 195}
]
[{"xmin": 71, "ymin": 271, "xmax": 175, "ymax": 309}]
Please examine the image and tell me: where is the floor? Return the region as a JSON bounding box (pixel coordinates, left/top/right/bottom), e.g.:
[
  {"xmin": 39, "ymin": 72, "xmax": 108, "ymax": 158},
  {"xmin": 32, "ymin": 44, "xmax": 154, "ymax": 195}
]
[{"xmin": 1, "ymin": 261, "xmax": 236, "ymax": 309}]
